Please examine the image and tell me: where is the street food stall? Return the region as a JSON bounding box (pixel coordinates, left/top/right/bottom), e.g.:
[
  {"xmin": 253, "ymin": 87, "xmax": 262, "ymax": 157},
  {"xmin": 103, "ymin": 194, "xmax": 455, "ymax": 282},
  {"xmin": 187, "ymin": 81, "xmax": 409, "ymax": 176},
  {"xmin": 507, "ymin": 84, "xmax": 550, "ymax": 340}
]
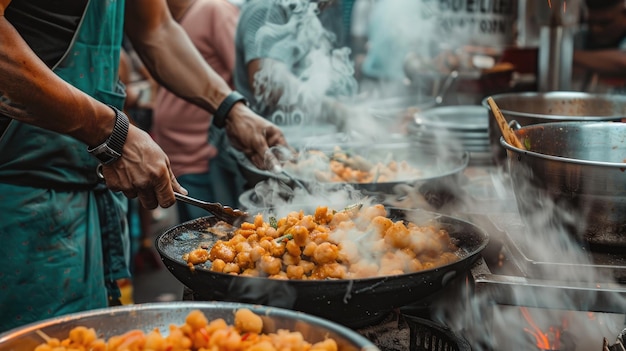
[{"xmin": 1, "ymin": 1, "xmax": 625, "ymax": 350}]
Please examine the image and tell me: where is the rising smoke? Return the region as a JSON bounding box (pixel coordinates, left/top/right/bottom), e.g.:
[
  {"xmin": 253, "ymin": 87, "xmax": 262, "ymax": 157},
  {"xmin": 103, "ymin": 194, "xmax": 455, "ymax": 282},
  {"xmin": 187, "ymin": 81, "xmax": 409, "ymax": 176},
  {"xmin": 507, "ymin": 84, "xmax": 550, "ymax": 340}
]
[
  {"xmin": 429, "ymin": 167, "xmax": 626, "ymax": 351},
  {"xmin": 252, "ymin": 0, "xmax": 357, "ymax": 127},
  {"xmin": 245, "ymin": 2, "xmax": 625, "ymax": 349}
]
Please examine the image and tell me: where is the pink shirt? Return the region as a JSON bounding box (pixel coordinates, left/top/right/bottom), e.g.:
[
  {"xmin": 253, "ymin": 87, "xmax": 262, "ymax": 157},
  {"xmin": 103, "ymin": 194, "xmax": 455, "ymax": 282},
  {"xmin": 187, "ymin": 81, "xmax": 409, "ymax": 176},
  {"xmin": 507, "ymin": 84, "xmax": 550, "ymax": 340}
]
[{"xmin": 152, "ymin": 0, "xmax": 239, "ymax": 176}]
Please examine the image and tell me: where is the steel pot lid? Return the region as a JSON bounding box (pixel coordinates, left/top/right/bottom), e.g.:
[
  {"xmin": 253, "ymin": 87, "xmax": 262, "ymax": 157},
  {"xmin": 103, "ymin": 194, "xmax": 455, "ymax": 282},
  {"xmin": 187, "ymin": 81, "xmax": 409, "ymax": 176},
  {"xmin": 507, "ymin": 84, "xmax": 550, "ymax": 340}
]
[{"xmin": 413, "ymin": 105, "xmax": 489, "ymax": 131}]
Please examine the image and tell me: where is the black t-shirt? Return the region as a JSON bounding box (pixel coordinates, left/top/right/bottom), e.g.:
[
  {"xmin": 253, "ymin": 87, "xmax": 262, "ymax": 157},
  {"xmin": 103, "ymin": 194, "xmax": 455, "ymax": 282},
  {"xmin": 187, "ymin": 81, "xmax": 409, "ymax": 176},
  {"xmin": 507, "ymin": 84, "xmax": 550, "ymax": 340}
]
[{"xmin": 5, "ymin": 0, "xmax": 88, "ymax": 67}]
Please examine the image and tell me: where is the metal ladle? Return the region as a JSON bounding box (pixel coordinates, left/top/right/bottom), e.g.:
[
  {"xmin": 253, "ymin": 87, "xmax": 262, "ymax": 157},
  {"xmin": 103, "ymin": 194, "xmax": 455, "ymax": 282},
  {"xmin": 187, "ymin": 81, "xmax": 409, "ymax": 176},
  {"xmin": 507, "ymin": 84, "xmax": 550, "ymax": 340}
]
[{"xmin": 173, "ymin": 192, "xmax": 250, "ymax": 226}]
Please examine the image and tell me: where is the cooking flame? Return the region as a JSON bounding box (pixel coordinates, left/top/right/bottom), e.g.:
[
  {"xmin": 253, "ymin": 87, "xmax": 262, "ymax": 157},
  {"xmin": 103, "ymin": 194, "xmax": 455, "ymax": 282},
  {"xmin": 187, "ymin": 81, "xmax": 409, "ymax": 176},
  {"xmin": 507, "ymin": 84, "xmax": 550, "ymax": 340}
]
[{"xmin": 521, "ymin": 307, "xmax": 565, "ymax": 350}]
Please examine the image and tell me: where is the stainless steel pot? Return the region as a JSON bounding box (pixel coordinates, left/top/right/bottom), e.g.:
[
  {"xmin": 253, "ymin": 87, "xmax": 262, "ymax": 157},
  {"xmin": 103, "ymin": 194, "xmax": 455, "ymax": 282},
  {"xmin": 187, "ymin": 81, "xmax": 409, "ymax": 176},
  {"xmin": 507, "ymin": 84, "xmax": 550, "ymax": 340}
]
[
  {"xmin": 0, "ymin": 302, "xmax": 380, "ymax": 350},
  {"xmin": 501, "ymin": 121, "xmax": 626, "ymax": 249},
  {"xmin": 484, "ymin": 92, "xmax": 626, "ymax": 164}
]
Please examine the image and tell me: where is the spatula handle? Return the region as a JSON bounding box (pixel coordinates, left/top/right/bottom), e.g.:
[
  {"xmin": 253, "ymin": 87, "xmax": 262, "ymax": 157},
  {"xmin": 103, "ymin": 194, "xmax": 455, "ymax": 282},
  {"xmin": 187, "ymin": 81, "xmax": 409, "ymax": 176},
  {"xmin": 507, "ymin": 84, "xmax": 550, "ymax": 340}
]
[{"xmin": 486, "ymin": 97, "xmax": 525, "ymax": 150}]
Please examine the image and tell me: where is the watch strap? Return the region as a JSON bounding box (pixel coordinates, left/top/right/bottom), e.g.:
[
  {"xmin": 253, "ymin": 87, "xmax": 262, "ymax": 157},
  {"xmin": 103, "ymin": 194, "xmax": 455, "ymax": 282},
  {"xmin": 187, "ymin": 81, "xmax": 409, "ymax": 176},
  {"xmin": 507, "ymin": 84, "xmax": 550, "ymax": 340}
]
[
  {"xmin": 213, "ymin": 91, "xmax": 248, "ymax": 128},
  {"xmin": 87, "ymin": 105, "xmax": 130, "ymax": 164}
]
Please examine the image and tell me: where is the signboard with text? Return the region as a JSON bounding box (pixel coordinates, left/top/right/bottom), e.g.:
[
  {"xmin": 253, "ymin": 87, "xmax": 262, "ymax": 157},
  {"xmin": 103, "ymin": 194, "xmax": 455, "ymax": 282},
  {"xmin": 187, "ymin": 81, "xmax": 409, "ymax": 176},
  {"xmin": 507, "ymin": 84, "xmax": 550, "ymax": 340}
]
[{"xmin": 422, "ymin": 0, "xmax": 517, "ymax": 48}]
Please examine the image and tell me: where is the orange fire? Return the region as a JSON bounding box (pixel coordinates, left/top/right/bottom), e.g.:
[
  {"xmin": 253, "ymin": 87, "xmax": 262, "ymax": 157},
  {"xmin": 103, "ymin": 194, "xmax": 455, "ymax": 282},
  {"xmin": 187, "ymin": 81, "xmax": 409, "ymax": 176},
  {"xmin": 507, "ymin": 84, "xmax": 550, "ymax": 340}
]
[{"xmin": 520, "ymin": 307, "xmax": 567, "ymax": 350}]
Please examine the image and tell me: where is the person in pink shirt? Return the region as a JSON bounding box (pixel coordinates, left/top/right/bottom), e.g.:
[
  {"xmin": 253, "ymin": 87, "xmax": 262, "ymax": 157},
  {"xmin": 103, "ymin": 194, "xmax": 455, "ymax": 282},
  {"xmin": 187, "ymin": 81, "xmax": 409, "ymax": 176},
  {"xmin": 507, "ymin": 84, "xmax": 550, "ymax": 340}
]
[{"xmin": 153, "ymin": 0, "xmax": 246, "ymax": 222}]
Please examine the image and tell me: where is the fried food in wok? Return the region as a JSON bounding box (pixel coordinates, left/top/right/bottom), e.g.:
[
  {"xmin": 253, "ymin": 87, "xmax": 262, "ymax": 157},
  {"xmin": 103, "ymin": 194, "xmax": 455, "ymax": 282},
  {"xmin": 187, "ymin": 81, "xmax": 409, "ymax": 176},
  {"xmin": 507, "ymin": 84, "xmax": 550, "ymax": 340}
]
[
  {"xmin": 184, "ymin": 204, "xmax": 460, "ymax": 279},
  {"xmin": 33, "ymin": 308, "xmax": 339, "ymax": 351},
  {"xmin": 285, "ymin": 147, "xmax": 423, "ymax": 183}
]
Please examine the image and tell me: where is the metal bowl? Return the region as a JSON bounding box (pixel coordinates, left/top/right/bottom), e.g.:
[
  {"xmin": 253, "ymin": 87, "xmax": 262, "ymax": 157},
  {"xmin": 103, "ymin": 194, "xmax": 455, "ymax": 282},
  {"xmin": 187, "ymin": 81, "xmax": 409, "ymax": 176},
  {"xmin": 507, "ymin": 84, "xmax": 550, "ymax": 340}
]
[
  {"xmin": 501, "ymin": 121, "xmax": 626, "ymax": 249},
  {"xmin": 484, "ymin": 92, "xmax": 626, "ymax": 164},
  {"xmin": 0, "ymin": 302, "xmax": 380, "ymax": 351}
]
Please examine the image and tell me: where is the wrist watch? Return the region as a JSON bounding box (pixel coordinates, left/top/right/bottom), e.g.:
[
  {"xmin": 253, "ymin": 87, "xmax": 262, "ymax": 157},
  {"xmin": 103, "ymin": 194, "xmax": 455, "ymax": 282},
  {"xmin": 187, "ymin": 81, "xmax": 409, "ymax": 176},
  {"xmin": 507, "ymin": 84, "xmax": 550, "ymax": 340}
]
[
  {"xmin": 212, "ymin": 91, "xmax": 248, "ymax": 128},
  {"xmin": 87, "ymin": 104, "xmax": 130, "ymax": 165}
]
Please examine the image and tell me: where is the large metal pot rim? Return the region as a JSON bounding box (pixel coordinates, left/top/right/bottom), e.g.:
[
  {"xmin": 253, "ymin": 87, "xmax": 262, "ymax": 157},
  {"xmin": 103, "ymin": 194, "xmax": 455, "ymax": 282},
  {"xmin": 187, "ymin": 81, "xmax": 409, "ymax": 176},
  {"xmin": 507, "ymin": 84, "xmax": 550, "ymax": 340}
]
[
  {"xmin": 483, "ymin": 91, "xmax": 626, "ymax": 119},
  {"xmin": 0, "ymin": 301, "xmax": 378, "ymax": 349},
  {"xmin": 499, "ymin": 122, "xmax": 626, "ymax": 168}
]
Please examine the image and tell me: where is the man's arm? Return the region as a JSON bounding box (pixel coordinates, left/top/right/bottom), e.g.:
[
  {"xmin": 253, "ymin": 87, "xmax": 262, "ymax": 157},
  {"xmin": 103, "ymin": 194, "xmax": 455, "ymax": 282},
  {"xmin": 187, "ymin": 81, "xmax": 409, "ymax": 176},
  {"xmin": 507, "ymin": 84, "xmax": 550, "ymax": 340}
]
[
  {"xmin": 0, "ymin": 0, "xmax": 114, "ymax": 145},
  {"xmin": 125, "ymin": 0, "xmax": 287, "ymax": 169},
  {"xmin": 124, "ymin": 0, "xmax": 230, "ymax": 114},
  {"xmin": 0, "ymin": 0, "xmax": 185, "ymax": 209}
]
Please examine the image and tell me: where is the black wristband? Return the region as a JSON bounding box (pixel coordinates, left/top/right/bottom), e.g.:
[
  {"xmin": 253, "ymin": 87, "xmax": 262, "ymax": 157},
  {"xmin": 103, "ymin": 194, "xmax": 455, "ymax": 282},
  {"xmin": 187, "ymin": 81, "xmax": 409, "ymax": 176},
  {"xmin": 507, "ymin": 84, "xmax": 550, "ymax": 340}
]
[
  {"xmin": 213, "ymin": 91, "xmax": 248, "ymax": 128},
  {"xmin": 87, "ymin": 105, "xmax": 129, "ymax": 165}
]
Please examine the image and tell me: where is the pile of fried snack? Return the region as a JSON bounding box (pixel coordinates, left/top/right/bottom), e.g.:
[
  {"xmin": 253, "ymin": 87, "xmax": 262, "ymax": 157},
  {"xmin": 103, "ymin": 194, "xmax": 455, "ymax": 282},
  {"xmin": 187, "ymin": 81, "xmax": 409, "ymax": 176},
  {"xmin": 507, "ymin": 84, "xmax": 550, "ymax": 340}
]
[
  {"xmin": 33, "ymin": 308, "xmax": 339, "ymax": 351},
  {"xmin": 184, "ymin": 204, "xmax": 460, "ymax": 279}
]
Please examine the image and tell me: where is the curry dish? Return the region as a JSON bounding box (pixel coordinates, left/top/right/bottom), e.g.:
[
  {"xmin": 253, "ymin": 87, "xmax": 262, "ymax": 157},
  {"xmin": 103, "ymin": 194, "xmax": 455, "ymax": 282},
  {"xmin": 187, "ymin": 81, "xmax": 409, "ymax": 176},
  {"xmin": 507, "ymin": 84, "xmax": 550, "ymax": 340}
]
[
  {"xmin": 33, "ymin": 308, "xmax": 339, "ymax": 351},
  {"xmin": 184, "ymin": 204, "xmax": 460, "ymax": 279}
]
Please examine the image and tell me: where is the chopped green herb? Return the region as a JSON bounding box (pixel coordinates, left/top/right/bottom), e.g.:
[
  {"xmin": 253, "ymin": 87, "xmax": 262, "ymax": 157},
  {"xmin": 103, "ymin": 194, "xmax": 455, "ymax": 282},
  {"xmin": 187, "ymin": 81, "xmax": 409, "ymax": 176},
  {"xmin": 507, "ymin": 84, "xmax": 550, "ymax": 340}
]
[
  {"xmin": 269, "ymin": 216, "xmax": 278, "ymax": 229},
  {"xmin": 274, "ymin": 234, "xmax": 293, "ymax": 243},
  {"xmin": 344, "ymin": 203, "xmax": 363, "ymax": 212}
]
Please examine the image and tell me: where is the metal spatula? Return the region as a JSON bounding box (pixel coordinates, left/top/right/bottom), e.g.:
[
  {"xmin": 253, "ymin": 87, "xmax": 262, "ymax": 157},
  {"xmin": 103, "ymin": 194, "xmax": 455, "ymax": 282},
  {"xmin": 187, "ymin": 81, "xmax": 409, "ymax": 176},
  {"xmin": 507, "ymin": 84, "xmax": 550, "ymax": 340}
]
[{"xmin": 174, "ymin": 192, "xmax": 250, "ymax": 226}]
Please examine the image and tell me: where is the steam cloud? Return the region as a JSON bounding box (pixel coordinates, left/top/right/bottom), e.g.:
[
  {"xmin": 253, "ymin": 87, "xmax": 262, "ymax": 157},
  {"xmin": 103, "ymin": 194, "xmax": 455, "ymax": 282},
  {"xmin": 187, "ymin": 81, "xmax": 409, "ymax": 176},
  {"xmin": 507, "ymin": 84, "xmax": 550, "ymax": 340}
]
[
  {"xmin": 243, "ymin": 1, "xmax": 625, "ymax": 349},
  {"xmin": 252, "ymin": 0, "xmax": 357, "ymax": 127},
  {"xmin": 429, "ymin": 169, "xmax": 626, "ymax": 351}
]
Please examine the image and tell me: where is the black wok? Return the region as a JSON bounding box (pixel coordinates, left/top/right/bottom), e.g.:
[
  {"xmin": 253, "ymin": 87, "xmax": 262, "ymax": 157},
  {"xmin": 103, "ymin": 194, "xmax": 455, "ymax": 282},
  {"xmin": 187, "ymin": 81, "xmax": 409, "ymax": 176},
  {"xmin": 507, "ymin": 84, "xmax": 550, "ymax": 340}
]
[{"xmin": 156, "ymin": 208, "xmax": 488, "ymax": 329}]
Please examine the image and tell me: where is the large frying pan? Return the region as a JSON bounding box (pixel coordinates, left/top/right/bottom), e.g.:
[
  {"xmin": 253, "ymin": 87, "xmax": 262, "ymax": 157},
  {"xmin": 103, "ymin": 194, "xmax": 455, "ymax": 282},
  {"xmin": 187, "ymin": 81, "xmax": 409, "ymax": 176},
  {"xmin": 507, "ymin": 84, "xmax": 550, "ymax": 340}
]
[
  {"xmin": 232, "ymin": 141, "xmax": 470, "ymax": 210},
  {"xmin": 156, "ymin": 208, "xmax": 488, "ymax": 329}
]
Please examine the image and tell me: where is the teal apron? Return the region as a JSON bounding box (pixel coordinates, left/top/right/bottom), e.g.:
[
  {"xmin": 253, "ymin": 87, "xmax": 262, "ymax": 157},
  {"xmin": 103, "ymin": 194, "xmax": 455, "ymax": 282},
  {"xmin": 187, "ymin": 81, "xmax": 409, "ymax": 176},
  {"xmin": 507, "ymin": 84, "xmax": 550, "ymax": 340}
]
[{"xmin": 0, "ymin": 0, "xmax": 130, "ymax": 332}]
